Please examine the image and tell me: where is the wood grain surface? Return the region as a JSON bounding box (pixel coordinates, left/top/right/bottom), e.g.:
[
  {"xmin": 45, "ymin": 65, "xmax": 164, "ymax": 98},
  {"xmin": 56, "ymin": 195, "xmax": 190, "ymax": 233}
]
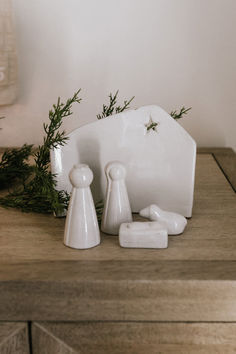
[
  {"xmin": 32, "ymin": 322, "xmax": 74, "ymax": 354},
  {"xmin": 0, "ymin": 322, "xmax": 29, "ymax": 354},
  {"xmin": 198, "ymin": 147, "xmax": 236, "ymax": 191},
  {"xmin": 0, "ymin": 153, "xmax": 235, "ymax": 322},
  {"xmin": 32, "ymin": 321, "xmax": 236, "ymax": 354}
]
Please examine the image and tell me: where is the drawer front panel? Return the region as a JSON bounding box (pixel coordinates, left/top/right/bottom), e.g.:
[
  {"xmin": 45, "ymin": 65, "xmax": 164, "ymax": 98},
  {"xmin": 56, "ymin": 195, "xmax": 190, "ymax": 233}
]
[{"xmin": 32, "ymin": 322, "xmax": 236, "ymax": 354}]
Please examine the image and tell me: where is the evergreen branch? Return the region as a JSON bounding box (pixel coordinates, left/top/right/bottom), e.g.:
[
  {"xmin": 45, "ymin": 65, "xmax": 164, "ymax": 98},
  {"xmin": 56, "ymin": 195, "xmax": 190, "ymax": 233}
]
[
  {"xmin": 97, "ymin": 90, "xmax": 135, "ymax": 119},
  {"xmin": 34, "ymin": 89, "xmax": 82, "ymax": 169},
  {"xmin": 115, "ymin": 95, "xmax": 135, "ymax": 114},
  {"xmin": 0, "ymin": 90, "xmax": 82, "ymax": 214},
  {"xmin": 0, "ymin": 188, "xmax": 70, "ymax": 214},
  {"xmin": 170, "ymin": 106, "xmax": 191, "ymax": 120},
  {"xmin": 95, "ymin": 199, "xmax": 104, "ymax": 224},
  {"xmin": 0, "ymin": 144, "xmax": 33, "ymax": 189}
]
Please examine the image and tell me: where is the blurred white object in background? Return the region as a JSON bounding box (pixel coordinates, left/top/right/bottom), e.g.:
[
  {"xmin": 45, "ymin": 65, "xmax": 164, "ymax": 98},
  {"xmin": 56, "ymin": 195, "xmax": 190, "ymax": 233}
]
[{"xmin": 0, "ymin": 0, "xmax": 17, "ymax": 105}]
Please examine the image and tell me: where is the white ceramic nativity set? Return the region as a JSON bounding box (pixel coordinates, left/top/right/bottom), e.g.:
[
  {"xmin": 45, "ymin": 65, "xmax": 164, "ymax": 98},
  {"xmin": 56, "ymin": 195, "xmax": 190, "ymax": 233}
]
[{"xmin": 54, "ymin": 105, "xmax": 196, "ymax": 249}]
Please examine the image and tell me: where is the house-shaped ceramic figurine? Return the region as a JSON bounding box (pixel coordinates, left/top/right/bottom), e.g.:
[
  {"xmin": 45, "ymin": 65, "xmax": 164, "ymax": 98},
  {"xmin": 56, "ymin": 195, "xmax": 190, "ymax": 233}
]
[{"xmin": 50, "ymin": 105, "xmax": 196, "ymax": 217}]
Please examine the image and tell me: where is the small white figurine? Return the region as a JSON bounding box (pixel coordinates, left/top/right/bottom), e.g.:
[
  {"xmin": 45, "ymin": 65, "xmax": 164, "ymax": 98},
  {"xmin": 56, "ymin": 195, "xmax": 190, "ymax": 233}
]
[
  {"xmin": 64, "ymin": 164, "xmax": 100, "ymax": 249},
  {"xmin": 101, "ymin": 161, "xmax": 132, "ymax": 235},
  {"xmin": 119, "ymin": 221, "xmax": 168, "ymax": 249},
  {"xmin": 139, "ymin": 204, "xmax": 187, "ymax": 235}
]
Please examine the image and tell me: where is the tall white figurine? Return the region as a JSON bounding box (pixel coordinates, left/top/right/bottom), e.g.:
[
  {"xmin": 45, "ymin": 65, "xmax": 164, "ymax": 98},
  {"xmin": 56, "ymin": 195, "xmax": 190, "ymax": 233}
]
[
  {"xmin": 101, "ymin": 161, "xmax": 132, "ymax": 235},
  {"xmin": 64, "ymin": 164, "xmax": 100, "ymax": 249}
]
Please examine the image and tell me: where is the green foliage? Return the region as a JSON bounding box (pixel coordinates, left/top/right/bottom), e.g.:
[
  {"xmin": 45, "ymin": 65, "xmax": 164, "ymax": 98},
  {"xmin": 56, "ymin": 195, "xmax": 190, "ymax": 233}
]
[
  {"xmin": 0, "ymin": 180, "xmax": 70, "ymax": 214},
  {"xmin": 0, "ymin": 172, "xmax": 68, "ymax": 213},
  {"xmin": 95, "ymin": 200, "xmax": 104, "ymax": 225},
  {"xmin": 170, "ymin": 106, "xmax": 191, "ymax": 120},
  {"xmin": 97, "ymin": 90, "xmax": 135, "ymax": 120},
  {"xmin": 0, "ymin": 90, "xmax": 82, "ymax": 214},
  {"xmin": 0, "ymin": 144, "xmax": 33, "ymax": 189},
  {"xmin": 35, "ymin": 89, "xmax": 82, "ymax": 170}
]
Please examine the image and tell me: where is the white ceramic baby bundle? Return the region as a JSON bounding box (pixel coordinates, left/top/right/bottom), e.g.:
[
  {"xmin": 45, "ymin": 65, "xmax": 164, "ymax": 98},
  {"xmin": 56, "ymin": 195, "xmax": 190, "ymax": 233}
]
[
  {"xmin": 58, "ymin": 105, "xmax": 195, "ymax": 249},
  {"xmin": 119, "ymin": 222, "xmax": 168, "ymax": 249},
  {"xmin": 139, "ymin": 204, "xmax": 187, "ymax": 235}
]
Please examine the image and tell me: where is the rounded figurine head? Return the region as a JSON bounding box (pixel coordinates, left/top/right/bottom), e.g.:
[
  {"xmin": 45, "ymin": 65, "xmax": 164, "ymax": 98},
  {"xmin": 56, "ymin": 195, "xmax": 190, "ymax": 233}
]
[
  {"xmin": 139, "ymin": 205, "xmax": 151, "ymax": 219},
  {"xmin": 69, "ymin": 164, "xmax": 93, "ymax": 188},
  {"xmin": 105, "ymin": 161, "xmax": 126, "ymax": 181}
]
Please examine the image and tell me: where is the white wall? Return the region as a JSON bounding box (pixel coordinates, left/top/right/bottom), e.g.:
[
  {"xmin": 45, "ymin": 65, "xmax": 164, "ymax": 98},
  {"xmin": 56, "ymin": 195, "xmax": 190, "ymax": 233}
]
[{"xmin": 0, "ymin": 0, "xmax": 236, "ymax": 150}]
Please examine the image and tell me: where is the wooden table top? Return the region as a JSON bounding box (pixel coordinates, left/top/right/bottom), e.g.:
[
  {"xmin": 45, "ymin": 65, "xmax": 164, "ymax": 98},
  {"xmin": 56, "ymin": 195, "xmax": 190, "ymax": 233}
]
[{"xmin": 0, "ymin": 149, "xmax": 235, "ymax": 322}]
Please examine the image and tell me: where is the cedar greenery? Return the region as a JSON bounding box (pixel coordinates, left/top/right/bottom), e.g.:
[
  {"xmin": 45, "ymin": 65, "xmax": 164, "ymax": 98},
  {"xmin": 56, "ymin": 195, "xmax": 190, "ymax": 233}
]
[
  {"xmin": 94, "ymin": 200, "xmax": 104, "ymax": 224},
  {"xmin": 170, "ymin": 106, "xmax": 191, "ymax": 120},
  {"xmin": 0, "ymin": 90, "xmax": 82, "ymax": 214},
  {"xmin": 0, "ymin": 144, "xmax": 33, "ymax": 189},
  {"xmin": 97, "ymin": 90, "xmax": 135, "ymax": 120}
]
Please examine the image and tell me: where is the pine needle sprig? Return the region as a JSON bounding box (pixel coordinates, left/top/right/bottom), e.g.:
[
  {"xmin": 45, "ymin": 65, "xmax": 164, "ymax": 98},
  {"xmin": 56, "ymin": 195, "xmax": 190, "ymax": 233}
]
[
  {"xmin": 0, "ymin": 144, "xmax": 33, "ymax": 189},
  {"xmin": 0, "ymin": 187, "xmax": 70, "ymax": 214},
  {"xmin": 34, "ymin": 89, "xmax": 82, "ymax": 169},
  {"xmin": 0, "ymin": 90, "xmax": 82, "ymax": 214},
  {"xmin": 95, "ymin": 200, "xmax": 104, "ymax": 224},
  {"xmin": 97, "ymin": 90, "xmax": 135, "ymax": 119},
  {"xmin": 170, "ymin": 106, "xmax": 191, "ymax": 120}
]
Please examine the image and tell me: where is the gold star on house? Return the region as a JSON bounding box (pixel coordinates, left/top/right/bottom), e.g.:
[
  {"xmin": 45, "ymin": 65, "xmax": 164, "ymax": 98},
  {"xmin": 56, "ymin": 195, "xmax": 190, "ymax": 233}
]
[{"xmin": 145, "ymin": 116, "xmax": 159, "ymax": 133}]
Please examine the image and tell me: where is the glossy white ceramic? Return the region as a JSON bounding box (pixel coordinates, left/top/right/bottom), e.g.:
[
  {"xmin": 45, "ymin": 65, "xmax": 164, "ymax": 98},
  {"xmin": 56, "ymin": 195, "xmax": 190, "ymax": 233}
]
[
  {"xmin": 50, "ymin": 105, "xmax": 196, "ymax": 217},
  {"xmin": 64, "ymin": 164, "xmax": 100, "ymax": 249},
  {"xmin": 119, "ymin": 221, "xmax": 168, "ymax": 248},
  {"xmin": 139, "ymin": 204, "xmax": 187, "ymax": 235},
  {"xmin": 101, "ymin": 161, "xmax": 132, "ymax": 235}
]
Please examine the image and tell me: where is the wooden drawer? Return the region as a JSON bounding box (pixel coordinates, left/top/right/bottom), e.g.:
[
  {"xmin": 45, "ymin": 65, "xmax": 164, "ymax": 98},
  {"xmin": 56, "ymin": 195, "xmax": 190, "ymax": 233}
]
[
  {"xmin": 32, "ymin": 321, "xmax": 236, "ymax": 354},
  {"xmin": 0, "ymin": 322, "xmax": 29, "ymax": 354}
]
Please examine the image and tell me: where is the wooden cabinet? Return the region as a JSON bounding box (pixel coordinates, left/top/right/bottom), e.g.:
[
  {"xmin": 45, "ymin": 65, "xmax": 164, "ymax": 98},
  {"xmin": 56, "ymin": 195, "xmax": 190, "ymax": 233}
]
[{"xmin": 0, "ymin": 149, "xmax": 235, "ymax": 353}]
